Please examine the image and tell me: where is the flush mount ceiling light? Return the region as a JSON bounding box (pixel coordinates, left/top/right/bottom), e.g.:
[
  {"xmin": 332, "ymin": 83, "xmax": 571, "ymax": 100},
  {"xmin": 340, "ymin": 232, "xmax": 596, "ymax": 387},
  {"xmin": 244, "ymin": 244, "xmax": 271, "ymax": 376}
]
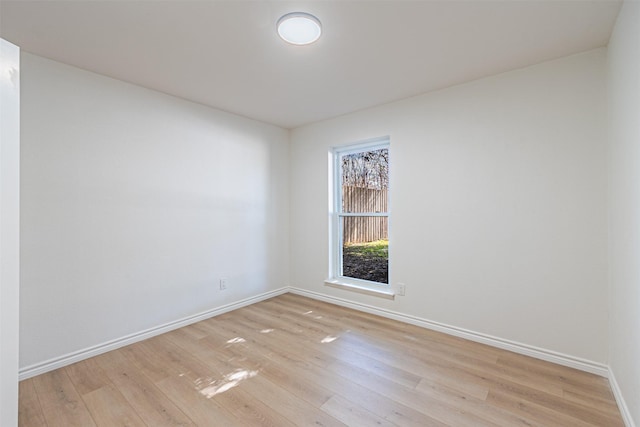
[{"xmin": 277, "ymin": 12, "xmax": 322, "ymax": 45}]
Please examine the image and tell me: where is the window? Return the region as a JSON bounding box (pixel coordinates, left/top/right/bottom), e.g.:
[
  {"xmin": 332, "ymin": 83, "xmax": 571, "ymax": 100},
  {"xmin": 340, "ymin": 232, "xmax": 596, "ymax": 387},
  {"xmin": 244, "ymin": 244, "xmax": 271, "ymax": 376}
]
[{"xmin": 328, "ymin": 138, "xmax": 390, "ymax": 296}]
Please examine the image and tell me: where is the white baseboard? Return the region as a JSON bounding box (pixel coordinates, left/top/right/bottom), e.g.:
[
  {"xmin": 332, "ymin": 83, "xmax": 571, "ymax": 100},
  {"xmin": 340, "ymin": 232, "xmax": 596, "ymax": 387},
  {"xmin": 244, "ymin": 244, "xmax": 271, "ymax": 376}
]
[
  {"xmin": 18, "ymin": 285, "xmax": 612, "ymax": 384},
  {"xmin": 18, "ymin": 287, "xmax": 288, "ymax": 381},
  {"xmin": 609, "ymin": 367, "xmax": 637, "ymax": 427},
  {"xmin": 18, "ymin": 285, "xmax": 634, "ymax": 424},
  {"xmin": 288, "ymin": 287, "xmax": 609, "ymax": 377}
]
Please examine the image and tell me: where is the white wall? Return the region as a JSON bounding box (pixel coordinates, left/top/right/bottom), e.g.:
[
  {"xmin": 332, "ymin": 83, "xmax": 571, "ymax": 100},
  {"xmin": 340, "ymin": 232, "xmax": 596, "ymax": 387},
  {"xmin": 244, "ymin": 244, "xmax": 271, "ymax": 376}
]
[
  {"xmin": 0, "ymin": 38, "xmax": 20, "ymax": 427},
  {"xmin": 607, "ymin": 1, "xmax": 640, "ymax": 425},
  {"xmin": 290, "ymin": 49, "xmax": 608, "ymax": 364},
  {"xmin": 19, "ymin": 53, "xmax": 290, "ymax": 370}
]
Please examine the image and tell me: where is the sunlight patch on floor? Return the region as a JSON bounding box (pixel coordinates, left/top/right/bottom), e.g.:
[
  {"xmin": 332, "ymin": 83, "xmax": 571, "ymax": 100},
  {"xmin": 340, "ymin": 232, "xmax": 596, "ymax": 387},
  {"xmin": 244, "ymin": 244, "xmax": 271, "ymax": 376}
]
[
  {"xmin": 321, "ymin": 335, "xmax": 338, "ymax": 343},
  {"xmin": 226, "ymin": 337, "xmax": 246, "ymax": 344},
  {"xmin": 197, "ymin": 369, "xmax": 259, "ymax": 398}
]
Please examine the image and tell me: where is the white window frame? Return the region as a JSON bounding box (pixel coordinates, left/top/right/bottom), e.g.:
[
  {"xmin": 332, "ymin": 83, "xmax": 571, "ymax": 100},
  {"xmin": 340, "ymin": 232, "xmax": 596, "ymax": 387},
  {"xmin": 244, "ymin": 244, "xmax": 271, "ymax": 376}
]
[{"xmin": 326, "ymin": 137, "xmax": 393, "ymax": 299}]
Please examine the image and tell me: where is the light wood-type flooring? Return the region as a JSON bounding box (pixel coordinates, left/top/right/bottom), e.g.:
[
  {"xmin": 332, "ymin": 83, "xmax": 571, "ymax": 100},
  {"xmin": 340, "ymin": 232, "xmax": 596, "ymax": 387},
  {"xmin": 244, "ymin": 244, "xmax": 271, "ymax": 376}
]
[{"xmin": 19, "ymin": 293, "xmax": 624, "ymax": 426}]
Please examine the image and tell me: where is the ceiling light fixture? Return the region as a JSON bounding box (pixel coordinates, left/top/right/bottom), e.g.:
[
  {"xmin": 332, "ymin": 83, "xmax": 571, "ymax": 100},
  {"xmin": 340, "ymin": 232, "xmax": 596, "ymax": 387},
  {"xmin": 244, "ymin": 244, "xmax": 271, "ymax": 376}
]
[{"xmin": 277, "ymin": 12, "xmax": 322, "ymax": 46}]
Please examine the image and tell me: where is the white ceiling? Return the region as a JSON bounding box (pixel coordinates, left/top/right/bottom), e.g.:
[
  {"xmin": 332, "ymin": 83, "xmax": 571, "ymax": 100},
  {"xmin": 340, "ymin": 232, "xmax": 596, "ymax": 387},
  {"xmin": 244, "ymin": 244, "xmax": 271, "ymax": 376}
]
[{"xmin": 0, "ymin": 0, "xmax": 621, "ymax": 129}]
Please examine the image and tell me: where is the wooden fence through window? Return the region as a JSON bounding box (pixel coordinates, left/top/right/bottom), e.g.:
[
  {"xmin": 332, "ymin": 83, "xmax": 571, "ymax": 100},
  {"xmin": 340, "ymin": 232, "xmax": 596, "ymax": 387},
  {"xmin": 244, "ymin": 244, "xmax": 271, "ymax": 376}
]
[{"xmin": 342, "ymin": 186, "xmax": 388, "ymax": 244}]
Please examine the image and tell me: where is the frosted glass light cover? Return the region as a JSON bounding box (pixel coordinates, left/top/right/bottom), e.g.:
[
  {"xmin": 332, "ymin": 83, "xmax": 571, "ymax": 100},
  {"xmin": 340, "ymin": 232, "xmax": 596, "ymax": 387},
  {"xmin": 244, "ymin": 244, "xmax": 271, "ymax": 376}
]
[{"xmin": 277, "ymin": 12, "xmax": 322, "ymax": 45}]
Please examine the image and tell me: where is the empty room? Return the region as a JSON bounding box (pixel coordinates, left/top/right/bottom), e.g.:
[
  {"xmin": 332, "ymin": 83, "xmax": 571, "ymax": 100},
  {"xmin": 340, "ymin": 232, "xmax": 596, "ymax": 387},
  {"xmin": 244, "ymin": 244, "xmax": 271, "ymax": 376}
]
[{"xmin": 0, "ymin": 0, "xmax": 638, "ymax": 426}]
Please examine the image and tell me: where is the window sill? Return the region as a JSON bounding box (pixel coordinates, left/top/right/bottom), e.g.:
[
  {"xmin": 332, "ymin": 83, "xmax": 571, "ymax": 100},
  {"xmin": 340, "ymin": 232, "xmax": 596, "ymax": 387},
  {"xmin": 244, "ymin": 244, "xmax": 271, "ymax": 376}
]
[{"xmin": 324, "ymin": 279, "xmax": 395, "ymax": 300}]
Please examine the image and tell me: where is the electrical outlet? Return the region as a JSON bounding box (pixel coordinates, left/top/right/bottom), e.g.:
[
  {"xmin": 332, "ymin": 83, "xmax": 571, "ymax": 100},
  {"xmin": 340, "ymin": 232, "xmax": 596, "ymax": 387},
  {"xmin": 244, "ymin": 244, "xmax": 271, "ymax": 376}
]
[
  {"xmin": 220, "ymin": 278, "xmax": 228, "ymax": 290},
  {"xmin": 397, "ymin": 283, "xmax": 406, "ymax": 296}
]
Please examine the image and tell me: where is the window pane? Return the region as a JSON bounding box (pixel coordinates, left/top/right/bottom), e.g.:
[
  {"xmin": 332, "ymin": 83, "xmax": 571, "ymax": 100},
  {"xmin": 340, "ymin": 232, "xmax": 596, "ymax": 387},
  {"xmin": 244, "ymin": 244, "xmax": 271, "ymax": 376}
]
[
  {"xmin": 341, "ymin": 148, "xmax": 389, "ymax": 213},
  {"xmin": 341, "ymin": 216, "xmax": 388, "ymax": 284}
]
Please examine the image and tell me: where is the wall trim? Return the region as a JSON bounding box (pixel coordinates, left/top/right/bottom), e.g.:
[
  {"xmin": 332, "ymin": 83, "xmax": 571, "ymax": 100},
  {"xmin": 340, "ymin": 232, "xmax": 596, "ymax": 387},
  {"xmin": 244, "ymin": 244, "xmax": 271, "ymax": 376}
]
[
  {"xmin": 18, "ymin": 287, "xmax": 288, "ymax": 380},
  {"xmin": 609, "ymin": 367, "xmax": 637, "ymax": 427},
  {"xmin": 19, "ymin": 286, "xmax": 613, "ymax": 383},
  {"xmin": 289, "ymin": 286, "xmax": 609, "ymax": 377}
]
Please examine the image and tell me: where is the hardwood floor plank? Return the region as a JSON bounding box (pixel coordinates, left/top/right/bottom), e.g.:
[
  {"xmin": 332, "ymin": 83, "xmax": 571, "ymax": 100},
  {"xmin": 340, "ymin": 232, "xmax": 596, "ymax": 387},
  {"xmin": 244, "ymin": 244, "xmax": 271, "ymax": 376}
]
[
  {"xmin": 278, "ymin": 293, "xmax": 503, "ymax": 362},
  {"xmin": 487, "ymin": 389, "xmax": 597, "ymax": 427},
  {"xmin": 561, "ymin": 388, "xmax": 621, "ymax": 416},
  {"xmin": 336, "ymin": 328, "xmax": 564, "ymax": 398},
  {"xmin": 238, "ymin": 373, "xmax": 348, "ymax": 427},
  {"xmin": 329, "ymin": 346, "xmax": 423, "ymax": 389},
  {"xmin": 19, "ymin": 294, "xmax": 624, "ymax": 427},
  {"xmin": 65, "ymin": 357, "xmax": 112, "ymax": 396},
  {"xmin": 199, "ymin": 313, "xmax": 446, "ymax": 426},
  {"xmin": 416, "ymin": 378, "xmax": 544, "ymax": 427},
  {"xmin": 488, "ymin": 382, "xmax": 625, "ymax": 426},
  {"xmin": 416, "ymin": 367, "xmax": 490, "ymax": 401},
  {"xmin": 167, "ymin": 325, "xmax": 342, "ymax": 426},
  {"xmin": 154, "ymin": 375, "xmax": 238, "ymax": 426},
  {"xmin": 496, "ymin": 352, "xmax": 612, "ymax": 394},
  {"xmin": 203, "ymin": 379, "xmax": 298, "ymax": 427},
  {"xmin": 96, "ymin": 350, "xmax": 196, "ymax": 427},
  {"xmin": 196, "ymin": 331, "xmax": 335, "ymax": 408},
  {"xmin": 18, "ymin": 378, "xmax": 47, "ymax": 427},
  {"xmin": 327, "ymin": 357, "xmax": 501, "ymax": 427},
  {"xmin": 320, "ymin": 395, "xmax": 398, "ymax": 427},
  {"xmin": 82, "ymin": 385, "xmax": 146, "ymax": 427},
  {"xmin": 32, "ymin": 368, "xmax": 96, "ymax": 426},
  {"xmin": 214, "ymin": 315, "xmax": 451, "ymax": 426},
  {"xmin": 296, "ymin": 362, "xmax": 448, "ymax": 427},
  {"xmin": 207, "ymin": 312, "xmax": 335, "ymax": 370},
  {"xmin": 168, "ymin": 320, "xmax": 336, "ymax": 409},
  {"xmin": 179, "ymin": 322, "xmax": 211, "ymax": 340},
  {"xmin": 149, "ymin": 334, "xmax": 298, "ymax": 427},
  {"xmin": 116, "ymin": 339, "xmax": 174, "ymax": 384}
]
